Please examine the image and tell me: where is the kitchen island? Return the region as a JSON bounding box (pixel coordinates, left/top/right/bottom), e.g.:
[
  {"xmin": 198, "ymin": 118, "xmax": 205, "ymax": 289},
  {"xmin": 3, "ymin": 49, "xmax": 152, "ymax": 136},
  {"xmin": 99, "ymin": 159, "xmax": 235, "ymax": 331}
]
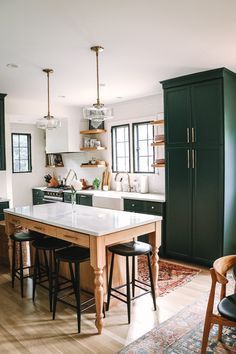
[{"xmin": 4, "ymin": 202, "xmax": 162, "ymax": 334}]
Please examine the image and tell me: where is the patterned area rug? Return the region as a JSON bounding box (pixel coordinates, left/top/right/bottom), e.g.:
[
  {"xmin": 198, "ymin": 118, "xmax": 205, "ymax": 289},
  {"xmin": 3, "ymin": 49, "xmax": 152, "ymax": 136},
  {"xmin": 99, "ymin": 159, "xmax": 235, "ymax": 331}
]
[
  {"xmin": 119, "ymin": 289, "xmax": 236, "ymax": 353},
  {"xmin": 138, "ymin": 256, "xmax": 200, "ymax": 296}
]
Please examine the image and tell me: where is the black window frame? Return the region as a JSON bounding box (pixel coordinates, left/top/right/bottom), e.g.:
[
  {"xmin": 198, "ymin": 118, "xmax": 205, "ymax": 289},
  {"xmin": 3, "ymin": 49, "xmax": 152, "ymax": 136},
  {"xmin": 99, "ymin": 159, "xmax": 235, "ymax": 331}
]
[
  {"xmin": 11, "ymin": 133, "xmax": 32, "ymax": 173},
  {"xmin": 111, "ymin": 124, "xmax": 131, "ymax": 173},
  {"xmin": 132, "ymin": 121, "xmax": 155, "ymax": 174}
]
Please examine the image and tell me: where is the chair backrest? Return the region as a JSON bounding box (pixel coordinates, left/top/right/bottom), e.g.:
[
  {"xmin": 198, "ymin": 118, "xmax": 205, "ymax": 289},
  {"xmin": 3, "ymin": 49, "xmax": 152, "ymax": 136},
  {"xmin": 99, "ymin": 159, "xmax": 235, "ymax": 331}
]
[{"xmin": 213, "ymin": 255, "xmax": 236, "ymax": 285}]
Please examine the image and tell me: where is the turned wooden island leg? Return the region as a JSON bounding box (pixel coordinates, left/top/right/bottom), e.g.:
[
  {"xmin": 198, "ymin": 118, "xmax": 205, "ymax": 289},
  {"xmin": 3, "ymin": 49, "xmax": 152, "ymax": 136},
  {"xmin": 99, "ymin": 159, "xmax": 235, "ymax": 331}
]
[
  {"xmin": 90, "ymin": 235, "xmax": 106, "ymax": 334},
  {"xmin": 149, "ymin": 221, "xmax": 162, "ymax": 294},
  {"xmin": 4, "ymin": 215, "xmax": 16, "ymax": 270}
]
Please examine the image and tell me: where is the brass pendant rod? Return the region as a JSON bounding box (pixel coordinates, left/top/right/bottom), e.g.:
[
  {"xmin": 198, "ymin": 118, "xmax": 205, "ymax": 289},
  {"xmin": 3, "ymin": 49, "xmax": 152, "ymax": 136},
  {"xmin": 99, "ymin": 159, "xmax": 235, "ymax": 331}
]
[
  {"xmin": 47, "ymin": 70, "xmax": 50, "ymax": 117},
  {"xmin": 96, "ymin": 49, "xmax": 100, "ymax": 106},
  {"xmin": 43, "ymin": 68, "xmax": 53, "ymax": 118}
]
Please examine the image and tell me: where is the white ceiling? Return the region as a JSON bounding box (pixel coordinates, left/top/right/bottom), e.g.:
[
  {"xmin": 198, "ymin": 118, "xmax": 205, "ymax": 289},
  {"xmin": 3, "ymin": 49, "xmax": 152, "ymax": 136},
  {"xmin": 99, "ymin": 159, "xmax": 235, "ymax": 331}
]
[{"xmin": 1, "ymin": 0, "xmax": 236, "ymax": 111}]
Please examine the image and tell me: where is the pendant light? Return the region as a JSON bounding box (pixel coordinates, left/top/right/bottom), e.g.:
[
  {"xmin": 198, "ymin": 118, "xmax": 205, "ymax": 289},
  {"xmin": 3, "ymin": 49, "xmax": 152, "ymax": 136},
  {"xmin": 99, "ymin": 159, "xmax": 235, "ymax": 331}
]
[
  {"xmin": 36, "ymin": 68, "xmax": 61, "ymax": 130},
  {"xmin": 83, "ymin": 46, "xmax": 113, "ymax": 129}
]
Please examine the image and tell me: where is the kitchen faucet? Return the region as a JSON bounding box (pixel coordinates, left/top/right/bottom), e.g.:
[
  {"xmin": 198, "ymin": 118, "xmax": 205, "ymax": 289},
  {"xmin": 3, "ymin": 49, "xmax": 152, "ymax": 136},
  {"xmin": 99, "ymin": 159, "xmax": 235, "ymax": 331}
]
[
  {"xmin": 115, "ymin": 172, "xmax": 131, "ymax": 192},
  {"xmin": 65, "ymin": 169, "xmax": 78, "ymax": 185}
]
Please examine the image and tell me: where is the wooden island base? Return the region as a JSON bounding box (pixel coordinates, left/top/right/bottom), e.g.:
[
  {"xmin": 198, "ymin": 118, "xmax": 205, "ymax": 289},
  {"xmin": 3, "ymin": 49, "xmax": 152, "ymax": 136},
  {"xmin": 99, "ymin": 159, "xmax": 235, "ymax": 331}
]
[{"xmin": 4, "ymin": 206, "xmax": 161, "ymax": 334}]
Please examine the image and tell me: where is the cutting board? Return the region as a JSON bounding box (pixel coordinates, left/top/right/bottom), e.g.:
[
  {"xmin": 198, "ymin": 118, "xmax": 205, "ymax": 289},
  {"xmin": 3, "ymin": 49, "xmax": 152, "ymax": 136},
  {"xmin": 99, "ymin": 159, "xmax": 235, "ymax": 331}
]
[{"xmin": 102, "ymin": 167, "xmax": 111, "ymax": 190}]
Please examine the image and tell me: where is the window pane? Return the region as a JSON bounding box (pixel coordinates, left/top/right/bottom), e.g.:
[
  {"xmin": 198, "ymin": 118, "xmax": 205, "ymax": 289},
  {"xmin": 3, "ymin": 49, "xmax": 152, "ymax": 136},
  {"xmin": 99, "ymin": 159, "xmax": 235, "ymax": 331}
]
[
  {"xmin": 133, "ymin": 122, "xmax": 154, "ymax": 173},
  {"xmin": 124, "ymin": 127, "xmax": 129, "ymax": 141},
  {"xmin": 117, "ymin": 157, "xmax": 125, "ymax": 171},
  {"xmin": 117, "ymin": 142, "xmax": 125, "ymax": 157},
  {"xmin": 138, "ymin": 141, "xmax": 148, "ymax": 156},
  {"xmin": 138, "ymin": 124, "xmax": 148, "ymax": 140},
  {"xmin": 20, "ymin": 160, "xmax": 28, "ymax": 171},
  {"xmin": 12, "ymin": 133, "xmax": 31, "ymax": 173},
  {"xmin": 20, "ymin": 148, "xmax": 28, "ymax": 159},
  {"xmin": 116, "ymin": 127, "xmax": 125, "ymax": 142},
  {"xmin": 149, "ymin": 145, "xmax": 154, "ymax": 156},
  {"xmin": 14, "ymin": 160, "xmax": 20, "ymax": 172},
  {"xmin": 13, "ymin": 148, "xmax": 19, "ymax": 159},
  {"xmin": 12, "ymin": 135, "xmax": 19, "ymax": 147},
  {"xmin": 111, "ymin": 125, "xmax": 130, "ymax": 172},
  {"xmin": 125, "ymin": 158, "xmax": 129, "ymax": 172},
  {"xmin": 139, "ymin": 157, "xmax": 148, "ymax": 171},
  {"xmin": 20, "ymin": 135, "xmax": 28, "ymax": 147},
  {"xmin": 125, "ymin": 142, "xmax": 129, "ymax": 157}
]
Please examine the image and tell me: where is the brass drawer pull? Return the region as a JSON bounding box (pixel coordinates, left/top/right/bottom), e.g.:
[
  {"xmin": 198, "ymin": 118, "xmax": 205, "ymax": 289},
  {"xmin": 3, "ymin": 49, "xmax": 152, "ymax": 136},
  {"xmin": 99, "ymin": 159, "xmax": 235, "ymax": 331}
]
[{"xmin": 34, "ymin": 226, "xmax": 43, "ymax": 231}]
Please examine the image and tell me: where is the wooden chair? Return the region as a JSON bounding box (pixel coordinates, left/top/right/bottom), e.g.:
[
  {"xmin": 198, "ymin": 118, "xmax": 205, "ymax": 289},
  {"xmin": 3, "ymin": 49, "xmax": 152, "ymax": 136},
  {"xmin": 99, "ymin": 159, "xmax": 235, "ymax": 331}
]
[{"xmin": 201, "ymin": 255, "xmax": 236, "ymax": 353}]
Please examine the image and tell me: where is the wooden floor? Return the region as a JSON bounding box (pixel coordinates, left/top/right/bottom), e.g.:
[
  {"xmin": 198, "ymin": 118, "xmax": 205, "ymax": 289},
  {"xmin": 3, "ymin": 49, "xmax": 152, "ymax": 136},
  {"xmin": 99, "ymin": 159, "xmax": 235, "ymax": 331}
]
[{"xmin": 0, "ymin": 260, "xmax": 210, "ymax": 354}]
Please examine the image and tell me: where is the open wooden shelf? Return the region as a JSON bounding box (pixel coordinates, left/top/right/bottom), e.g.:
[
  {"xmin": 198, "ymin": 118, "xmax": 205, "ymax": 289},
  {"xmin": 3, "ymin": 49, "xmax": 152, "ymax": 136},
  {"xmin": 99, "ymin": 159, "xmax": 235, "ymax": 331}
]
[
  {"xmin": 151, "ymin": 141, "xmax": 164, "ymax": 147},
  {"xmin": 80, "ymin": 147, "xmax": 107, "ymax": 151},
  {"xmin": 80, "ymin": 164, "xmax": 106, "ymax": 168},
  {"xmin": 150, "ymin": 119, "xmax": 164, "ymax": 125},
  {"xmin": 152, "ymin": 162, "xmax": 165, "ymax": 168},
  {"xmin": 80, "ymin": 129, "xmax": 107, "ymax": 134}
]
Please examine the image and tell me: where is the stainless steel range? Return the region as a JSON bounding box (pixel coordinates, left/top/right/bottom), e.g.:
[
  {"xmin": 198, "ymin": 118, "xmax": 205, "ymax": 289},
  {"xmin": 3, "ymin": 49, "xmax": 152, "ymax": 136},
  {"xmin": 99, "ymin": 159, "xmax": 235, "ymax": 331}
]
[{"xmin": 43, "ymin": 188, "xmax": 64, "ymax": 203}]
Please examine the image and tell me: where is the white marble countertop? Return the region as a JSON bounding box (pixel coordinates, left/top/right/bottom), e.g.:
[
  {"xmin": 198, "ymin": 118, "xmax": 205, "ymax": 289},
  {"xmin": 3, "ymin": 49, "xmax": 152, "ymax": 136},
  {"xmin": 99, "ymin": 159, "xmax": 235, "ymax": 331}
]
[
  {"xmin": 4, "ymin": 202, "xmax": 162, "ymax": 237},
  {"xmin": 65, "ymin": 189, "xmax": 165, "ymax": 203}
]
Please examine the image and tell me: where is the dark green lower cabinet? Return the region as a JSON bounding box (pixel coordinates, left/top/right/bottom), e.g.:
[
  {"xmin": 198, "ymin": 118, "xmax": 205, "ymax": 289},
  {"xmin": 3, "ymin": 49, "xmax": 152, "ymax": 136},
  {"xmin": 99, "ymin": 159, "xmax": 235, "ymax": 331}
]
[
  {"xmin": 191, "ymin": 147, "xmax": 223, "ymax": 264},
  {"xmin": 0, "ymin": 201, "xmax": 9, "ymax": 221},
  {"xmin": 123, "ymin": 199, "xmax": 165, "ymax": 256},
  {"xmin": 63, "ymin": 192, "xmax": 72, "ymax": 203},
  {"xmin": 165, "ymin": 148, "xmax": 192, "ymax": 259},
  {"xmin": 32, "ymin": 189, "xmax": 45, "ymax": 205},
  {"xmin": 166, "ymin": 147, "xmax": 223, "ymax": 266},
  {"xmin": 77, "ymin": 194, "xmax": 93, "ymax": 206}
]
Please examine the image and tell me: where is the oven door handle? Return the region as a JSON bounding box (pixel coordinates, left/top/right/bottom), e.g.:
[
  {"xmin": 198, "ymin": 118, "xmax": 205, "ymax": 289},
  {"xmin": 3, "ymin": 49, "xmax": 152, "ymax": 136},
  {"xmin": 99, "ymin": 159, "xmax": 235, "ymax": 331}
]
[{"xmin": 42, "ymin": 198, "xmax": 59, "ymax": 203}]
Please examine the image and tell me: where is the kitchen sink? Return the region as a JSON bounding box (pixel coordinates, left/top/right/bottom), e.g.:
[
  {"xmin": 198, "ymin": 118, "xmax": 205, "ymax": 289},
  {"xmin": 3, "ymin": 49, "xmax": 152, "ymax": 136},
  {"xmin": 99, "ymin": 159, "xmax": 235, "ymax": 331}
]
[{"xmin": 93, "ymin": 193, "xmax": 124, "ymax": 211}]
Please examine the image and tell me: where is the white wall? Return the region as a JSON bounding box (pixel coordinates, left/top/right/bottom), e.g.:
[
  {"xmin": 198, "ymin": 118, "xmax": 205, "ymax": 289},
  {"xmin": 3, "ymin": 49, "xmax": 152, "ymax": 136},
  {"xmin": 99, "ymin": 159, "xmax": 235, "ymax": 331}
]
[{"xmin": 10, "ymin": 123, "xmax": 47, "ymax": 207}]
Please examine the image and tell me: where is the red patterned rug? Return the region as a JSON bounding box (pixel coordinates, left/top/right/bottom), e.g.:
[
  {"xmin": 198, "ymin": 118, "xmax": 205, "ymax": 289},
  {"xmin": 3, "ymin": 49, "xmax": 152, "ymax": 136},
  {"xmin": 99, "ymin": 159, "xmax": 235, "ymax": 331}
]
[{"xmin": 138, "ymin": 256, "xmax": 200, "ymax": 296}]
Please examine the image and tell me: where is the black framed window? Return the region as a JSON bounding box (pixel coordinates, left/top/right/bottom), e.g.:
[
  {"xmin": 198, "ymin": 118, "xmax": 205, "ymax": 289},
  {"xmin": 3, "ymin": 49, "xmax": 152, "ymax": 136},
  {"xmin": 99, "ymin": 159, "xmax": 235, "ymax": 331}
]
[
  {"xmin": 133, "ymin": 122, "xmax": 154, "ymax": 173},
  {"xmin": 111, "ymin": 124, "xmax": 130, "ymax": 172},
  {"xmin": 12, "ymin": 133, "xmax": 32, "ymax": 173}
]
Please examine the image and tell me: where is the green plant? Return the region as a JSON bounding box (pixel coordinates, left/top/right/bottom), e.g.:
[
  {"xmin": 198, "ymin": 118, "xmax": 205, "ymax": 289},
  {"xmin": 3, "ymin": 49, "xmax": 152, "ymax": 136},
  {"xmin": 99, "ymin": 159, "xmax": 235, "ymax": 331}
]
[{"xmin": 92, "ymin": 177, "xmax": 100, "ymax": 190}]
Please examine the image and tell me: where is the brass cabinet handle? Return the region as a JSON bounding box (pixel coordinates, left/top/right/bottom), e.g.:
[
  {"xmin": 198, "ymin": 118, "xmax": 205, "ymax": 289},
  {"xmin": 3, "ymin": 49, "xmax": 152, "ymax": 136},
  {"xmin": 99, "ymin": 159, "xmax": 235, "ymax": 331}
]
[
  {"xmin": 187, "ymin": 128, "xmax": 190, "ymax": 143},
  {"xmin": 187, "ymin": 150, "xmax": 190, "ymax": 169},
  {"xmin": 192, "ymin": 128, "xmax": 195, "ymax": 143},
  {"xmin": 192, "ymin": 149, "xmax": 195, "ymax": 169}
]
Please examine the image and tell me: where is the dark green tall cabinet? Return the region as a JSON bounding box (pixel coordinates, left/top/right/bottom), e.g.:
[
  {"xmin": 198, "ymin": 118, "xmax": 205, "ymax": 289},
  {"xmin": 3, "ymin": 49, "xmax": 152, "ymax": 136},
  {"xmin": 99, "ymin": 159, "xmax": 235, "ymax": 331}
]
[
  {"xmin": 161, "ymin": 68, "xmax": 236, "ymax": 266},
  {"xmin": 0, "ymin": 94, "xmax": 7, "ymax": 170}
]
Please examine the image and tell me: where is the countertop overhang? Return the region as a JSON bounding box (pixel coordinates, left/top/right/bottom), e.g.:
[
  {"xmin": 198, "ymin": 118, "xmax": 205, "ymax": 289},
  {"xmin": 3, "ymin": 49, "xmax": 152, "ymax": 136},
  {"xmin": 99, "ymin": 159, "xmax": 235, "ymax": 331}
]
[{"xmin": 4, "ymin": 202, "xmax": 162, "ymax": 237}]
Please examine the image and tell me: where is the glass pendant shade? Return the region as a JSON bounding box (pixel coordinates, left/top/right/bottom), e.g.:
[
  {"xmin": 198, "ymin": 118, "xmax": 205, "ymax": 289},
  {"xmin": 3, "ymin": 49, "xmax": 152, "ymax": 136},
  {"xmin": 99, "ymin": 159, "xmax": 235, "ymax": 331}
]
[
  {"xmin": 83, "ymin": 46, "xmax": 113, "ymax": 128},
  {"xmin": 83, "ymin": 104, "xmax": 113, "ymax": 128},
  {"xmin": 36, "ymin": 68, "xmax": 61, "ymax": 130},
  {"xmin": 36, "ymin": 115, "xmax": 61, "ymax": 130}
]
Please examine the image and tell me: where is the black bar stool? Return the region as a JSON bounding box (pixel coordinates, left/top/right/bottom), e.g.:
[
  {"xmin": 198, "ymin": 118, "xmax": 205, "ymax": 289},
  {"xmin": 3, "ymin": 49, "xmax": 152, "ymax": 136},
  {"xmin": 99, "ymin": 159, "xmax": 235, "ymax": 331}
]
[
  {"xmin": 32, "ymin": 237, "xmax": 71, "ymax": 311},
  {"xmin": 106, "ymin": 241, "xmax": 157, "ymax": 324},
  {"xmin": 52, "ymin": 246, "xmax": 91, "ymax": 333},
  {"xmin": 11, "ymin": 230, "xmax": 44, "ymax": 297}
]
